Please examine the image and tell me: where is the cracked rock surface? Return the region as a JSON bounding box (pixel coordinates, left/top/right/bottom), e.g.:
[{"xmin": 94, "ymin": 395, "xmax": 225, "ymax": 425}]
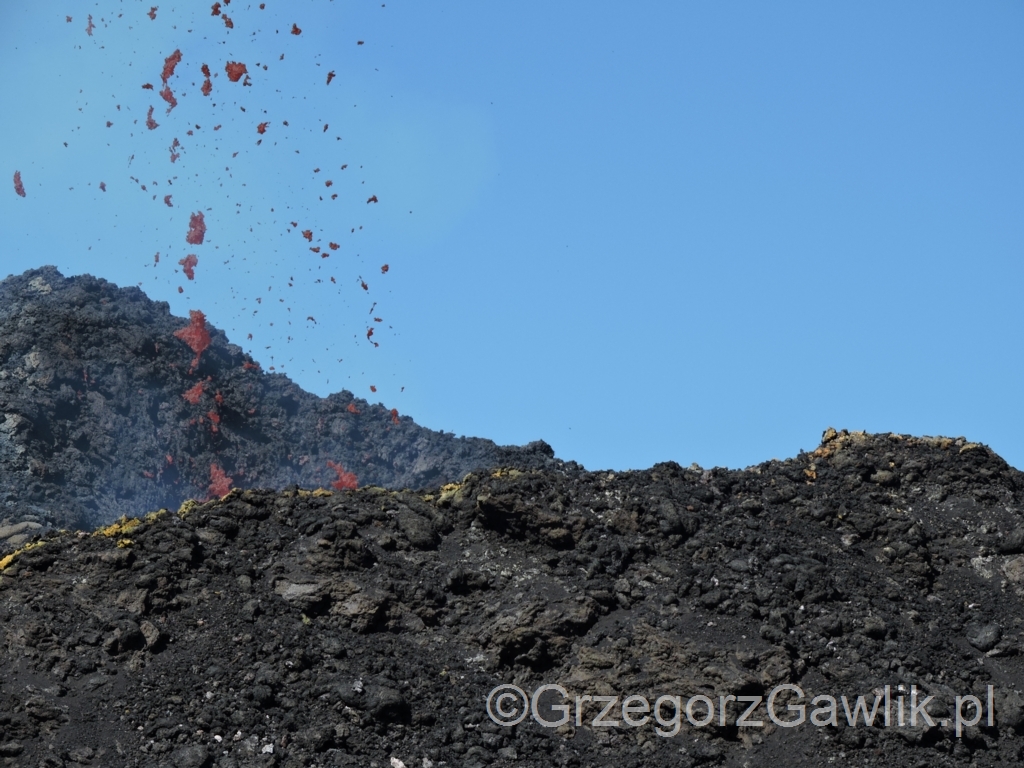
[{"xmin": 2, "ymin": 428, "xmax": 1024, "ymax": 766}]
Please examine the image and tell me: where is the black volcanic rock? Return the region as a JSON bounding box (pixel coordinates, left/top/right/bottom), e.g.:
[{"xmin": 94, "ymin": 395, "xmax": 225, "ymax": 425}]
[
  {"xmin": 6, "ymin": 266, "xmax": 1024, "ymax": 766},
  {"xmin": 0, "ymin": 267, "xmax": 558, "ymax": 538},
  {"xmin": 2, "ymin": 428, "xmax": 1024, "ymax": 766}
]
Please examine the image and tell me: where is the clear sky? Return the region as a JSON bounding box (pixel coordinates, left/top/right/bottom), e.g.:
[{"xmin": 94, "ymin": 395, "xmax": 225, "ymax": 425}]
[{"xmin": 2, "ymin": 1, "xmax": 1022, "ymax": 472}]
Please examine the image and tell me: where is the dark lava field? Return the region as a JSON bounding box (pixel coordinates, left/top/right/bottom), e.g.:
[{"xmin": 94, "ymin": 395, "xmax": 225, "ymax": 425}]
[{"xmin": 3, "ymin": 268, "xmax": 1024, "ymax": 767}]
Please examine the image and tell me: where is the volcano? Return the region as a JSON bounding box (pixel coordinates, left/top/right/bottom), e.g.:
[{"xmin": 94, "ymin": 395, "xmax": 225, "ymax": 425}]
[
  {"xmin": 0, "ymin": 266, "xmax": 557, "ymax": 544},
  {"xmin": 2, "ymin": 267, "xmax": 1024, "ymax": 767}
]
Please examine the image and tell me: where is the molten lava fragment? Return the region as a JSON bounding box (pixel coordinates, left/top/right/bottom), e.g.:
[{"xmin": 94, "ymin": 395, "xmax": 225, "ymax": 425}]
[
  {"xmin": 367, "ymin": 195, "xmax": 378, "ymax": 204},
  {"xmin": 326, "ymin": 461, "xmax": 357, "ymax": 491},
  {"xmin": 148, "ymin": 7, "xmax": 158, "ymax": 20},
  {"xmin": 163, "ymin": 194, "xmax": 173, "ymax": 207},
  {"xmin": 328, "ymin": 242, "xmax": 339, "ymax": 250},
  {"xmin": 211, "ymin": 2, "xmax": 221, "ymax": 14},
  {"xmin": 225, "ymin": 62, "xmax": 248, "ymax": 82},
  {"xmin": 142, "ymin": 83, "xmax": 154, "ymax": 90},
  {"xmin": 161, "ymin": 49, "xmax": 182, "ymax": 83},
  {"xmin": 381, "ymin": 264, "xmax": 389, "ymax": 274},
  {"xmin": 99, "ymin": 182, "xmax": 106, "ymax": 192},
  {"xmin": 86, "ymin": 15, "xmax": 95, "ymax": 36},
  {"xmin": 178, "ymin": 254, "xmax": 198, "ymax": 280},
  {"xmin": 301, "ymin": 230, "xmax": 313, "ymax": 241},
  {"xmin": 390, "ymin": 408, "xmax": 399, "ymax": 425},
  {"xmin": 173, "ymin": 310, "xmax": 212, "ymax": 370},
  {"xmin": 146, "ymin": 106, "xmax": 159, "ymax": 130},
  {"xmin": 346, "ymin": 403, "xmax": 360, "ymax": 414},
  {"xmin": 369, "ymin": 385, "xmax": 377, "ymax": 393},
  {"xmin": 160, "ymin": 85, "xmax": 177, "ymax": 113},
  {"xmin": 181, "ymin": 381, "xmax": 206, "ymax": 404},
  {"xmin": 185, "ymin": 211, "xmax": 207, "ymax": 245},
  {"xmin": 208, "ymin": 463, "xmax": 232, "ymax": 497},
  {"xmin": 257, "ymin": 122, "xmax": 269, "ymax": 134},
  {"xmin": 13, "ymin": 171, "xmax": 26, "ymax": 198},
  {"xmin": 291, "ymin": 23, "xmax": 302, "ymax": 35},
  {"xmin": 326, "ymin": 71, "xmax": 335, "ymax": 85}
]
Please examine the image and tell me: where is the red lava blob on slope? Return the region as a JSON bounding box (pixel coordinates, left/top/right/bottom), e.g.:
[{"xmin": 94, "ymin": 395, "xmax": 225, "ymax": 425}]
[
  {"xmin": 326, "ymin": 460, "xmax": 357, "ymax": 490},
  {"xmin": 181, "ymin": 381, "xmax": 206, "ymax": 404},
  {"xmin": 174, "ymin": 310, "xmax": 212, "ymax": 371},
  {"xmin": 208, "ymin": 464, "xmax": 233, "ymax": 498}
]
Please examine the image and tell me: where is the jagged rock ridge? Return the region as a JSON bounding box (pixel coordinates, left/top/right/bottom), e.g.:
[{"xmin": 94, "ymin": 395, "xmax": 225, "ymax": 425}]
[{"xmin": 0, "ymin": 266, "xmax": 557, "ymax": 538}]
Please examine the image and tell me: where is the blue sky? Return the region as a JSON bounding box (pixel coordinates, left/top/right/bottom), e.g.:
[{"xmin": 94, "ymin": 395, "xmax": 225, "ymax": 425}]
[{"xmin": 2, "ymin": 1, "xmax": 1022, "ymax": 472}]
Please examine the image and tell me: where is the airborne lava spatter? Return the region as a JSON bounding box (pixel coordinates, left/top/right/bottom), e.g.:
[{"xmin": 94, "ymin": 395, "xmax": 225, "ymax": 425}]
[
  {"xmin": 225, "ymin": 61, "xmax": 248, "ymax": 82},
  {"xmin": 185, "ymin": 211, "xmax": 206, "ymax": 245},
  {"xmin": 178, "ymin": 254, "xmax": 199, "ymax": 280},
  {"xmin": 37, "ymin": 2, "xmax": 400, "ymax": 413}
]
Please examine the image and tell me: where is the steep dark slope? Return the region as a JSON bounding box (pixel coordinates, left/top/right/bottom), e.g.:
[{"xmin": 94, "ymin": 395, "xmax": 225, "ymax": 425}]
[
  {"xmin": 2, "ymin": 429, "xmax": 1024, "ymax": 767},
  {"xmin": 0, "ymin": 267, "xmax": 556, "ymax": 540}
]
